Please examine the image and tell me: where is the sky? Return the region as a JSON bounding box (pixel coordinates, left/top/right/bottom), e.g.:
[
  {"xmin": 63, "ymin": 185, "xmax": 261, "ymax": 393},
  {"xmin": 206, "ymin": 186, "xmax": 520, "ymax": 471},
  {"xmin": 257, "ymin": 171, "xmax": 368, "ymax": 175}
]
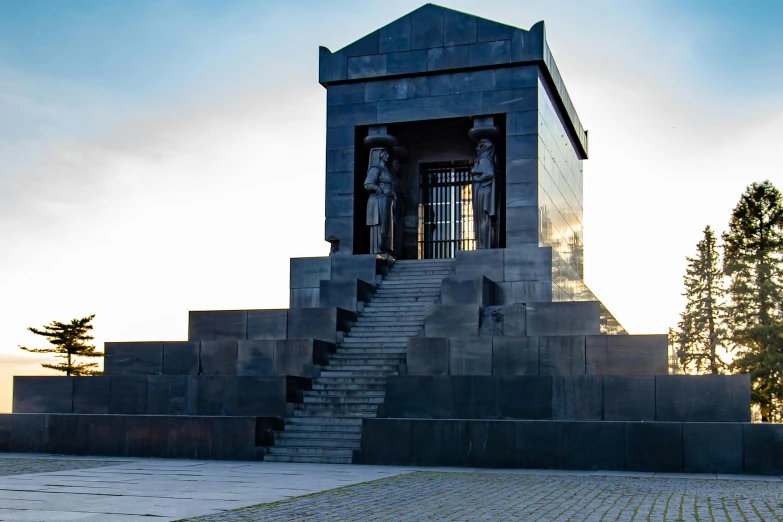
[{"xmin": 1, "ymin": 0, "xmax": 783, "ymax": 412}]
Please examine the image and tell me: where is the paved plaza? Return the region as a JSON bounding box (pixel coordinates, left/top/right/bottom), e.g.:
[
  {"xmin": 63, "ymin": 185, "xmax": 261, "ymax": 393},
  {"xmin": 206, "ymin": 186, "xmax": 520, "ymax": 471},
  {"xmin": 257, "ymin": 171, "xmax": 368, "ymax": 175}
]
[{"xmin": 1, "ymin": 454, "xmax": 783, "ymax": 521}]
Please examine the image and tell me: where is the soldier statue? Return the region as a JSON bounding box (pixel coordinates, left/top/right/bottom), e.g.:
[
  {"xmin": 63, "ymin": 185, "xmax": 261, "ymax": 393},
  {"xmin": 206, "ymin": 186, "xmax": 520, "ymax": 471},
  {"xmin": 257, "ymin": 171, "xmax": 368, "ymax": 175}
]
[
  {"xmin": 364, "ymin": 147, "xmax": 396, "ymax": 254},
  {"xmin": 471, "ymin": 138, "xmax": 497, "ymax": 249}
]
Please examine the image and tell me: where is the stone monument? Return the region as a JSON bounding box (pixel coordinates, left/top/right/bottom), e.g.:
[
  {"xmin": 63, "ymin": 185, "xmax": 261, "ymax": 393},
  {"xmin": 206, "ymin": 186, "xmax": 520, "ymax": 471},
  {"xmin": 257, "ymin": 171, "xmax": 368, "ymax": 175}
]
[{"xmin": 1, "ymin": 5, "xmax": 777, "ymax": 475}]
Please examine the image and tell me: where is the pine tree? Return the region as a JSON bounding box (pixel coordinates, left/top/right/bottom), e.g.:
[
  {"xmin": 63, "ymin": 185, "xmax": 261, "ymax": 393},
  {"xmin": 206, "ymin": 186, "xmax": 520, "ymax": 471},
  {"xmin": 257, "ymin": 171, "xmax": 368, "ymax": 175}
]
[
  {"xmin": 723, "ymin": 181, "xmax": 783, "ymax": 421},
  {"xmin": 19, "ymin": 315, "xmax": 102, "ymax": 376},
  {"xmin": 675, "ymin": 226, "xmax": 727, "ymax": 374}
]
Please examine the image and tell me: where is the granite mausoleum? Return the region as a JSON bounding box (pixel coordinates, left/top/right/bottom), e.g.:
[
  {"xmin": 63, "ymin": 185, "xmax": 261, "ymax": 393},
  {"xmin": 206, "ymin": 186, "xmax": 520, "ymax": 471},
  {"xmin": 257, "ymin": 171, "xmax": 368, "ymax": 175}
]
[{"xmin": 2, "ymin": 5, "xmax": 778, "ymax": 474}]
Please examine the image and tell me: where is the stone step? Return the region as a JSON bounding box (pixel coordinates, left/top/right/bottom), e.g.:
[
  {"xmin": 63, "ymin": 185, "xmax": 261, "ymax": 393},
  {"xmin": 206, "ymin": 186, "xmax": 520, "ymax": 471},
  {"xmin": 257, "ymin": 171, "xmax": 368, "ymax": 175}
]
[
  {"xmin": 293, "ymin": 409, "xmax": 377, "ymax": 418},
  {"xmin": 273, "ymin": 437, "xmax": 361, "ymax": 450},
  {"xmin": 285, "ymin": 416, "xmax": 363, "ymax": 426},
  {"xmin": 320, "ymin": 364, "xmax": 399, "ymax": 372},
  {"xmin": 363, "ymin": 304, "xmax": 428, "ymax": 310},
  {"xmin": 319, "ymin": 370, "xmax": 397, "ymax": 378},
  {"xmin": 379, "ymin": 281, "xmax": 443, "ymax": 287},
  {"xmin": 348, "ymin": 325, "xmax": 422, "ymax": 331},
  {"xmin": 310, "ymin": 383, "xmax": 386, "ymax": 393},
  {"xmin": 266, "ymin": 446, "xmax": 355, "ymax": 458},
  {"xmin": 297, "ymin": 401, "xmax": 378, "ymax": 410},
  {"xmin": 344, "ymin": 332, "xmax": 419, "ymax": 338},
  {"xmin": 342, "ymin": 336, "xmax": 409, "ymax": 343},
  {"xmin": 353, "ymin": 316, "xmax": 424, "ymax": 323},
  {"xmin": 375, "ymin": 288, "xmax": 441, "ymax": 294},
  {"xmin": 334, "ymin": 348, "xmax": 406, "ymax": 355},
  {"xmin": 393, "ymin": 260, "xmax": 454, "ymax": 266},
  {"xmin": 385, "ymin": 271, "xmax": 452, "ymax": 276},
  {"xmin": 339, "ymin": 341, "xmax": 408, "ymax": 347},
  {"xmin": 313, "ymin": 377, "xmax": 388, "ymax": 385},
  {"xmin": 330, "ymin": 352, "xmax": 405, "ymax": 360},
  {"xmin": 369, "ymin": 296, "xmax": 438, "ymax": 302},
  {"xmin": 276, "ymin": 430, "xmax": 362, "ymax": 441},
  {"xmin": 305, "ymin": 389, "xmax": 386, "ymax": 398},
  {"xmin": 282, "ymin": 423, "xmax": 362, "ymax": 434},
  {"xmin": 262, "ymin": 454, "xmax": 352, "ymax": 464},
  {"xmin": 327, "ymin": 357, "xmax": 404, "ymax": 365},
  {"xmin": 303, "ymin": 396, "xmax": 385, "ymax": 405}
]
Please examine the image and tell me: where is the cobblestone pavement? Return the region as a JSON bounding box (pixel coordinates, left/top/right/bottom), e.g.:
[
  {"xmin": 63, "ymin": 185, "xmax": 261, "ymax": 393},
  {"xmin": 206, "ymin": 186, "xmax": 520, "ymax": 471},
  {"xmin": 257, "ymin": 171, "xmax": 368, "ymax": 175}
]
[
  {"xmin": 182, "ymin": 471, "xmax": 783, "ymax": 522},
  {"xmin": 0, "ymin": 457, "xmax": 122, "ymax": 477}
]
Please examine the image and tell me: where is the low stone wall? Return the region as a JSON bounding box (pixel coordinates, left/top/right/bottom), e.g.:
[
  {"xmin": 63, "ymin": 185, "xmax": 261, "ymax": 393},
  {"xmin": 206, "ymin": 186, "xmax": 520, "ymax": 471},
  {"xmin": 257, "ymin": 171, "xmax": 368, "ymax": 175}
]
[
  {"xmin": 381, "ymin": 375, "xmax": 751, "ymax": 422},
  {"xmin": 357, "ymin": 418, "xmax": 782, "ymax": 475},
  {"xmin": 0, "ymin": 414, "xmax": 276, "ymax": 460}
]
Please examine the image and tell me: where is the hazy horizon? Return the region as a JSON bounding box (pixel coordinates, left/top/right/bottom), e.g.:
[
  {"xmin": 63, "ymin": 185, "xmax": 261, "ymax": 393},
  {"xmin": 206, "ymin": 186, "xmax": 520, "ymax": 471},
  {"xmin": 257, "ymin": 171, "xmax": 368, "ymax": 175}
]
[{"xmin": 2, "ymin": 0, "xmax": 783, "ymax": 412}]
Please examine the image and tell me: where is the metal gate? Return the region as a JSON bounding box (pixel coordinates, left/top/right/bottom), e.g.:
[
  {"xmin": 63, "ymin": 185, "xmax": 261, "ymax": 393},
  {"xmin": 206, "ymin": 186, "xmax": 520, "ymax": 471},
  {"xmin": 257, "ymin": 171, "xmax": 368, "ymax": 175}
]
[{"xmin": 418, "ymin": 160, "xmax": 476, "ymax": 259}]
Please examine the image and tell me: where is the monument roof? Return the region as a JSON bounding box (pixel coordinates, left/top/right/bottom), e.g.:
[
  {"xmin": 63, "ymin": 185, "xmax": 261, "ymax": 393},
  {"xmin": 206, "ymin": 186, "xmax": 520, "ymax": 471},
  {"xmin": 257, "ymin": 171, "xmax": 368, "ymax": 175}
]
[{"xmin": 319, "ymin": 4, "xmax": 588, "ymax": 158}]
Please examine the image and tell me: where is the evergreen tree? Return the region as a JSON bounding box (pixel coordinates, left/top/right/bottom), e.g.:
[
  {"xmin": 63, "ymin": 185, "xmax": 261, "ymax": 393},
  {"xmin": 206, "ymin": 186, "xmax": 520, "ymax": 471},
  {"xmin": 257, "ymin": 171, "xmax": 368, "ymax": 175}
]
[
  {"xmin": 723, "ymin": 181, "xmax": 783, "ymax": 421},
  {"xmin": 675, "ymin": 226, "xmax": 727, "ymax": 374},
  {"xmin": 19, "ymin": 315, "xmax": 102, "ymax": 376}
]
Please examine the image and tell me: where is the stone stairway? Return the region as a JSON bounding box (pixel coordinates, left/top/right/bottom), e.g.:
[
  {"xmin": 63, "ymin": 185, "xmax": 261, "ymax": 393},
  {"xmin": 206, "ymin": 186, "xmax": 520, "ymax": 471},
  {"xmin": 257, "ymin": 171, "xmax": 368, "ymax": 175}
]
[{"xmin": 263, "ymin": 258, "xmax": 455, "ymax": 463}]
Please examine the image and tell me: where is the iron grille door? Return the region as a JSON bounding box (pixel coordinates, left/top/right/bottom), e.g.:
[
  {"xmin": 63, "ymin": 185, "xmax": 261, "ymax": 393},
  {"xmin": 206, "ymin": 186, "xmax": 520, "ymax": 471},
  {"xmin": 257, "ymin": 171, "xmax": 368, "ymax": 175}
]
[{"xmin": 418, "ymin": 161, "xmax": 476, "ymax": 259}]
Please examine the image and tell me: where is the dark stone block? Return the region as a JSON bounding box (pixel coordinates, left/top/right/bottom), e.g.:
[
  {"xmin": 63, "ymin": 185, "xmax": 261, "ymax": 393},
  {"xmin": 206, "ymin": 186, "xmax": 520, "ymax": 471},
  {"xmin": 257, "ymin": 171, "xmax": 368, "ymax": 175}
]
[
  {"xmin": 365, "ymin": 78, "xmax": 415, "ymax": 102},
  {"xmin": 414, "ymin": 74, "xmax": 451, "ymax": 97},
  {"xmin": 411, "ymin": 420, "xmax": 467, "ymax": 467},
  {"xmin": 455, "ymin": 248, "xmax": 504, "ymax": 281},
  {"xmin": 319, "ymin": 279, "xmax": 374, "ymax": 313},
  {"xmin": 290, "ymin": 288, "xmax": 320, "ymax": 309},
  {"xmin": 506, "ymin": 229, "xmax": 539, "ymax": 246},
  {"xmin": 275, "ymin": 339, "xmax": 334, "ymax": 378},
  {"xmin": 290, "ymin": 257, "xmax": 331, "ymax": 288},
  {"xmin": 411, "ymin": 4, "xmax": 443, "ymax": 50},
  {"xmin": 482, "ymin": 87, "xmax": 536, "ymax": 114},
  {"xmin": 526, "ymin": 302, "xmax": 601, "ymax": 336},
  {"xmin": 326, "ymin": 195, "xmax": 353, "ymax": 219},
  {"xmin": 360, "ymin": 419, "xmax": 412, "ymax": 465},
  {"xmin": 452, "ymin": 376, "xmax": 499, "ymax": 418},
  {"xmin": 237, "ymin": 340, "xmax": 275, "ymax": 376},
  {"xmin": 188, "ymin": 310, "xmax": 247, "ymax": 341},
  {"xmin": 326, "ymin": 171, "xmax": 354, "ymax": 196},
  {"xmin": 319, "ymin": 46, "xmax": 347, "ymax": 84},
  {"xmin": 385, "ymin": 376, "xmax": 453, "ymax": 418},
  {"xmin": 72, "ymin": 376, "xmax": 110, "ymax": 414},
  {"xmin": 683, "ymin": 423, "xmax": 743, "ymax": 474},
  {"xmin": 515, "ymin": 420, "xmax": 566, "ymax": 469},
  {"xmin": 185, "ymin": 376, "xmax": 235, "ymax": 416},
  {"xmin": 233, "ymin": 377, "xmax": 288, "ymax": 416},
  {"xmin": 348, "ymin": 55, "xmax": 386, "ymax": 79},
  {"xmin": 493, "ymin": 337, "xmax": 539, "ymax": 376},
  {"xmin": 104, "ymin": 342, "xmax": 163, "ymax": 376},
  {"xmin": 386, "ymin": 49, "xmax": 428, "ymax": 75},
  {"xmin": 506, "ymin": 158, "xmax": 538, "ymax": 183},
  {"xmin": 506, "ymin": 182, "xmax": 537, "ymax": 208},
  {"xmin": 13, "ymin": 376, "xmax": 73, "ymax": 413},
  {"xmin": 146, "ymin": 375, "xmax": 187, "ymax": 415},
  {"xmin": 603, "ymin": 376, "xmax": 655, "ymax": 421},
  {"xmin": 552, "ymin": 376, "xmax": 602, "ymax": 420},
  {"xmin": 326, "ymin": 82, "xmax": 365, "ymax": 106},
  {"xmin": 326, "ymin": 126, "xmax": 355, "ymax": 151},
  {"xmin": 506, "ymin": 208, "xmax": 538, "ymax": 236},
  {"xmin": 127, "ymin": 415, "xmax": 170, "ymax": 458},
  {"xmin": 625, "ymin": 422, "xmax": 682, "ymax": 472},
  {"xmin": 246, "ymin": 310, "xmax": 288, "ymax": 341},
  {"xmin": 377, "ymin": 93, "xmax": 482, "ymax": 125},
  {"xmin": 379, "ymin": 14, "xmax": 411, "ymax": 53},
  {"xmin": 325, "ymin": 218, "xmax": 354, "ymax": 254},
  {"xmin": 655, "ymin": 375, "xmax": 751, "ymax": 422},
  {"xmin": 441, "ymin": 276, "xmax": 495, "ymax": 307},
  {"xmin": 506, "ymin": 135, "xmax": 538, "ymax": 160},
  {"xmin": 326, "ymin": 102, "xmax": 377, "ymax": 128},
  {"xmin": 586, "ymin": 335, "xmax": 668, "ymax": 375},
  {"xmin": 332, "ymin": 254, "xmax": 382, "ymax": 283},
  {"xmin": 743, "ymin": 423, "xmax": 783, "ymax": 475},
  {"xmin": 498, "ymin": 376, "xmax": 552, "ymax": 419},
  {"xmin": 566, "ymin": 421, "xmax": 625, "ymax": 471},
  {"xmin": 540, "ymin": 336, "xmax": 585, "ymax": 375},
  {"xmin": 407, "ymin": 337, "xmax": 449, "ymax": 375},
  {"xmin": 451, "ymin": 70, "xmax": 495, "ymax": 94},
  {"xmin": 109, "ymin": 376, "xmax": 147, "ymax": 414},
  {"xmin": 466, "ymin": 420, "xmax": 515, "ymax": 468},
  {"xmin": 470, "ymin": 40, "xmax": 511, "ymax": 68},
  {"xmin": 450, "ymin": 337, "xmax": 492, "ymax": 375},
  {"xmin": 344, "ymin": 32, "xmax": 379, "ymax": 57},
  {"xmin": 496, "ymin": 67, "xmax": 538, "ymax": 90},
  {"xmin": 200, "ymin": 340, "xmax": 238, "ymax": 376},
  {"xmin": 163, "ymin": 341, "xmax": 200, "ymax": 375},
  {"xmin": 47, "ymin": 414, "xmax": 90, "ymax": 456},
  {"xmin": 427, "ymin": 45, "xmax": 469, "ymax": 72},
  {"xmin": 477, "ymin": 18, "xmax": 515, "ymax": 42},
  {"xmin": 479, "ymin": 305, "xmax": 526, "ymax": 337},
  {"xmin": 425, "ymin": 304, "xmax": 479, "ymax": 338},
  {"xmin": 444, "ymin": 9, "xmax": 477, "ymax": 46},
  {"xmin": 504, "ymin": 246, "xmax": 552, "ymax": 281},
  {"xmin": 496, "ymin": 281, "xmax": 552, "ymax": 304},
  {"xmin": 326, "ymin": 147, "xmax": 354, "ymax": 173},
  {"xmin": 287, "ymin": 307, "xmax": 355, "ymax": 343}
]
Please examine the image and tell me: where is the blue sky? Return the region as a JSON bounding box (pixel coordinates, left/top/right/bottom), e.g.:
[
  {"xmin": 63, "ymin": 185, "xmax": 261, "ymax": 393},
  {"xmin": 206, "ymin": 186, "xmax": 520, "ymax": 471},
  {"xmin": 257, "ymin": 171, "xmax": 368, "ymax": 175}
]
[{"xmin": 1, "ymin": 0, "xmax": 782, "ymax": 411}]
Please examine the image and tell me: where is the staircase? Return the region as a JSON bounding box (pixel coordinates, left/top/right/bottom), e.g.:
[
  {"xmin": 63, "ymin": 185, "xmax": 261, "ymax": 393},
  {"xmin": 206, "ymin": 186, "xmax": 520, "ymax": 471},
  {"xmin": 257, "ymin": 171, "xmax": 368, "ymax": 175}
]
[{"xmin": 263, "ymin": 258, "xmax": 455, "ymax": 463}]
